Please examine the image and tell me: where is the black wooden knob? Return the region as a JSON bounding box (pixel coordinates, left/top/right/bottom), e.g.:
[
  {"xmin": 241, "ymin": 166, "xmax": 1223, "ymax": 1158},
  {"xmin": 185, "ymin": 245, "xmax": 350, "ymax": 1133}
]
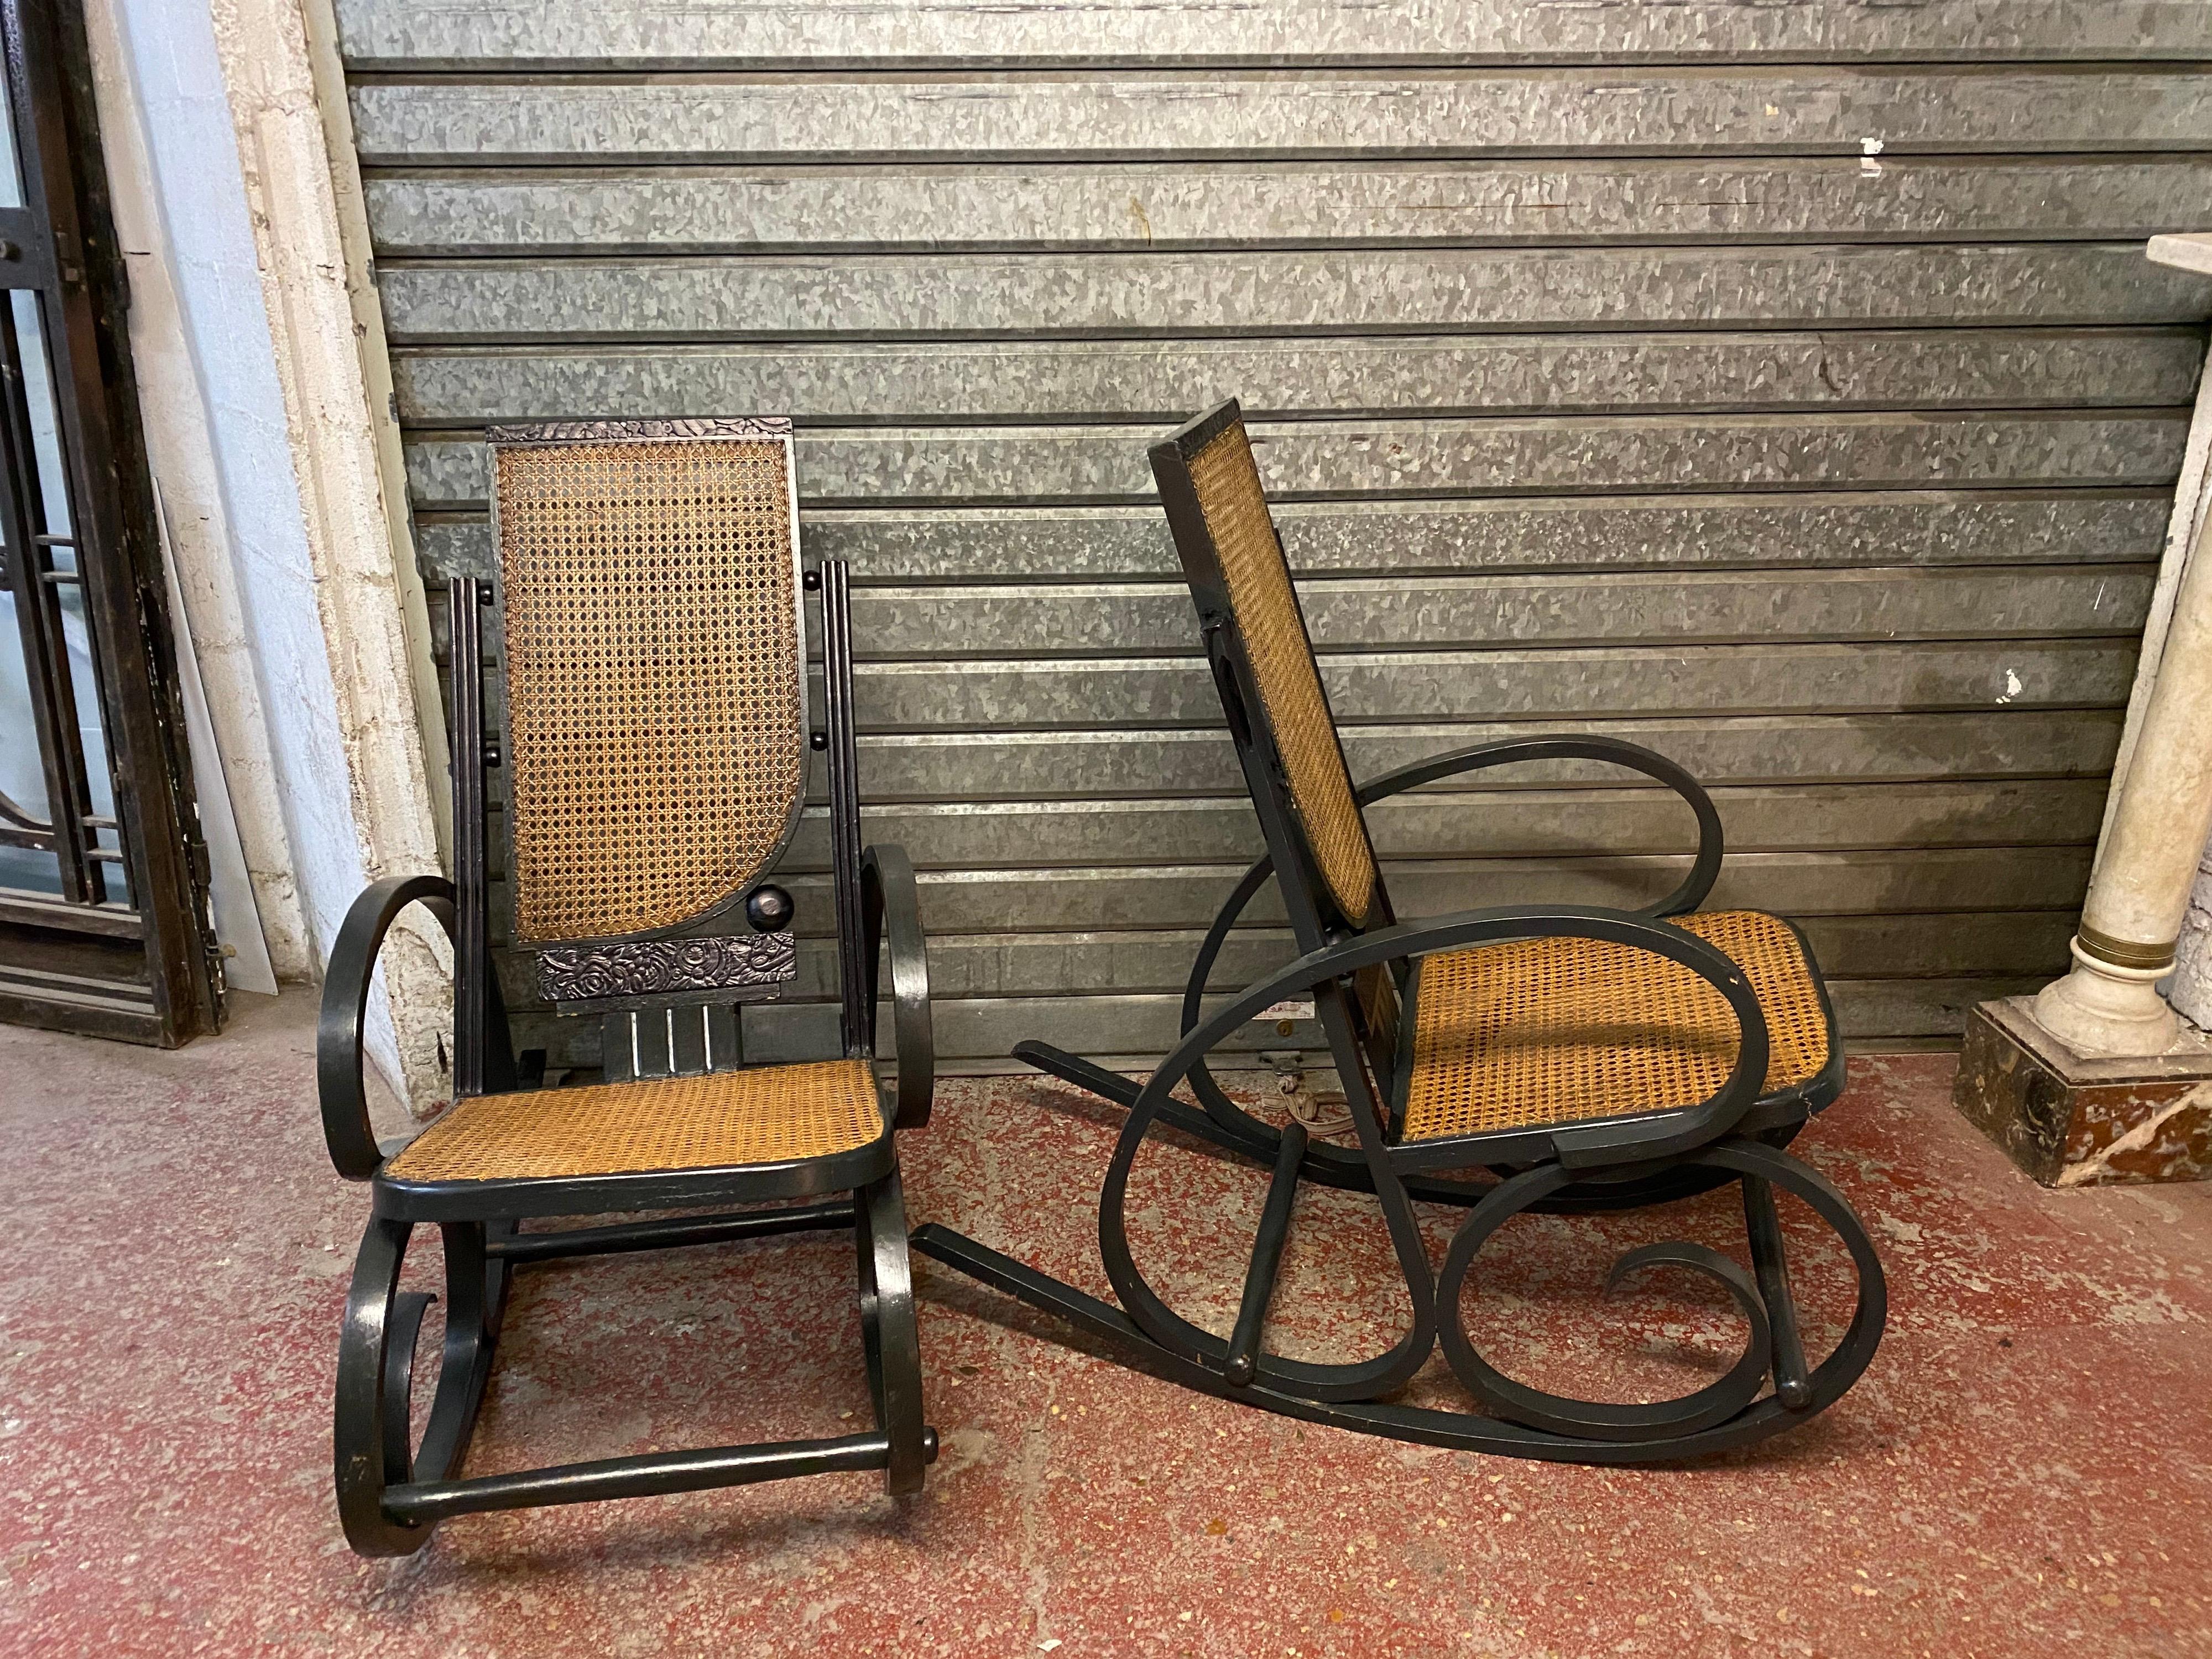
[{"xmin": 745, "ymin": 885, "xmax": 795, "ymax": 932}]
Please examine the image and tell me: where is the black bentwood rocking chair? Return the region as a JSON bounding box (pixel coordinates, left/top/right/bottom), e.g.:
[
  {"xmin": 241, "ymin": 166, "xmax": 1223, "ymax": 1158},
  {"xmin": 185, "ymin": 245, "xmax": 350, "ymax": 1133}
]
[
  {"xmin": 316, "ymin": 418, "xmax": 936, "ymax": 1556},
  {"xmin": 915, "ymin": 400, "xmax": 1886, "ymax": 1464}
]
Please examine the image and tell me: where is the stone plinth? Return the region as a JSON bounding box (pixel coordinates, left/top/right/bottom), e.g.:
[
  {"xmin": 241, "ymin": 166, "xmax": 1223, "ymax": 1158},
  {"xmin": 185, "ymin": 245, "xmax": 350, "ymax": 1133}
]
[{"xmin": 1955, "ymin": 997, "xmax": 2212, "ymax": 1186}]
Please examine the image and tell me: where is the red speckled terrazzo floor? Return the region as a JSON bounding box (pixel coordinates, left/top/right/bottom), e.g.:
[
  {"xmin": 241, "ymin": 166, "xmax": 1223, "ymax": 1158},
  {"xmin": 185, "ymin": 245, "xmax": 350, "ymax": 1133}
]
[{"xmin": 4, "ymin": 991, "xmax": 2211, "ymax": 1659}]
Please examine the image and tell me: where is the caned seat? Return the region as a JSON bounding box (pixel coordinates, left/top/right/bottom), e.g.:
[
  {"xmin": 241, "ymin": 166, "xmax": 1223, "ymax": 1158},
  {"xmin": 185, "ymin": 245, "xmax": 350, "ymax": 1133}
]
[
  {"xmin": 385, "ymin": 1060, "xmax": 886, "ymax": 1185},
  {"xmin": 1400, "ymin": 910, "xmax": 1830, "ymax": 1144}
]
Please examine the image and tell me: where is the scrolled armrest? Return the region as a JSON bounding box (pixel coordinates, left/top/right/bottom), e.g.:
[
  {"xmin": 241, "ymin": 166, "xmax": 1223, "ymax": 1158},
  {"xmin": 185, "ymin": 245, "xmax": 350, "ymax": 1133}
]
[
  {"xmin": 862, "ymin": 844, "xmax": 934, "ymax": 1130},
  {"xmin": 316, "ymin": 874, "xmax": 456, "ymax": 1181},
  {"xmin": 1143, "ymin": 904, "xmax": 1771, "ymax": 1171},
  {"xmin": 1182, "ymin": 735, "xmax": 1725, "ymax": 1030},
  {"xmin": 1356, "ymin": 735, "xmax": 1725, "ymax": 918}
]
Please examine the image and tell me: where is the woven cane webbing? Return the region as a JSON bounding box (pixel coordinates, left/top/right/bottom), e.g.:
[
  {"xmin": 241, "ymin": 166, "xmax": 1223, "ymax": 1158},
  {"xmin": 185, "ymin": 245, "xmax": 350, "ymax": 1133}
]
[
  {"xmin": 1399, "ymin": 910, "xmax": 1830, "ymax": 1144},
  {"xmin": 1187, "ymin": 422, "xmax": 1376, "ymax": 925},
  {"xmin": 495, "ymin": 437, "xmax": 802, "ymax": 943},
  {"xmin": 384, "ymin": 1060, "xmax": 884, "ymax": 1185}
]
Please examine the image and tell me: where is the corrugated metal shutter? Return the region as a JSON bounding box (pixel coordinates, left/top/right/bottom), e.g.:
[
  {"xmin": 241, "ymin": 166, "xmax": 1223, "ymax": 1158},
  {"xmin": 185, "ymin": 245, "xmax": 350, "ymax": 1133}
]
[{"xmin": 335, "ymin": 0, "xmax": 2212, "ymax": 1072}]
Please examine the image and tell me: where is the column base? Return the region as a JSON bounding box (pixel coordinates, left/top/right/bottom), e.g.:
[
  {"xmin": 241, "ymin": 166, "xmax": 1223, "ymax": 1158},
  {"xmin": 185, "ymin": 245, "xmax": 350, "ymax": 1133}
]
[
  {"xmin": 2031, "ymin": 943, "xmax": 2179, "ymax": 1056},
  {"xmin": 1954, "ymin": 998, "xmax": 2212, "ymax": 1187}
]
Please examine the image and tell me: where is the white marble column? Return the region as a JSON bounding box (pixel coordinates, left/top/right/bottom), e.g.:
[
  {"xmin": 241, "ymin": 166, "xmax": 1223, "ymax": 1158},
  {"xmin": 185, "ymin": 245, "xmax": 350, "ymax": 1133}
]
[{"xmin": 2033, "ymin": 234, "xmax": 2212, "ymax": 1056}]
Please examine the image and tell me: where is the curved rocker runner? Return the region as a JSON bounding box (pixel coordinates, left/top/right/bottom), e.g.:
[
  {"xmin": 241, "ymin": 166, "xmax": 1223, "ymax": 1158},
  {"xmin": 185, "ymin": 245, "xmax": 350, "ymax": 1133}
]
[
  {"xmin": 317, "ymin": 421, "xmax": 937, "ymax": 1555},
  {"xmin": 913, "ymin": 400, "xmax": 1888, "ymax": 1464}
]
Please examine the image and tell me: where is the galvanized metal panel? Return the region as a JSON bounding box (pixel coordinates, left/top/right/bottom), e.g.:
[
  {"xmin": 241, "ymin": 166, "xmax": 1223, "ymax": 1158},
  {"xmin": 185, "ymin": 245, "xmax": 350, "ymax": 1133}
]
[
  {"xmin": 418, "ymin": 490, "xmax": 2171, "ymax": 582},
  {"xmin": 460, "ymin": 698, "xmax": 2123, "ymax": 804},
  {"xmin": 489, "ymin": 775, "xmax": 2107, "ymax": 885},
  {"xmin": 430, "ymin": 580, "xmax": 2142, "ymax": 675},
  {"xmin": 401, "ymin": 411, "xmax": 2187, "ymax": 509},
  {"xmin": 332, "ymin": 0, "xmax": 2212, "ymax": 70},
  {"xmin": 827, "ymin": 569, "xmax": 2152, "ymax": 658},
  {"xmin": 731, "ymin": 976, "xmax": 2052, "ymax": 1067},
  {"xmin": 491, "ymin": 881, "xmax": 2081, "ymax": 1027},
  {"xmin": 768, "ymin": 779, "xmax": 2114, "ymax": 872},
  {"xmin": 363, "ymin": 155, "xmax": 2212, "ymax": 257},
  {"xmin": 824, "ymin": 640, "xmax": 2141, "ymax": 732},
  {"xmin": 834, "ymin": 640, "xmax": 2141, "ymax": 732},
  {"xmin": 1824, "ymin": 978, "xmax": 2050, "ymax": 1040},
  {"xmin": 376, "ymin": 244, "xmax": 2212, "ymax": 342},
  {"xmin": 747, "ymin": 906, "xmax": 2079, "ymax": 999},
  {"xmin": 844, "ymin": 711, "xmax": 2121, "ymax": 801},
  {"xmin": 349, "ymin": 69, "xmax": 2212, "ymax": 165},
  {"xmin": 390, "ymin": 329, "xmax": 2203, "ymax": 424},
  {"xmin": 352, "ymin": 3, "xmax": 2187, "ymax": 1049},
  {"xmin": 745, "ymin": 846, "xmax": 2091, "ymax": 937}
]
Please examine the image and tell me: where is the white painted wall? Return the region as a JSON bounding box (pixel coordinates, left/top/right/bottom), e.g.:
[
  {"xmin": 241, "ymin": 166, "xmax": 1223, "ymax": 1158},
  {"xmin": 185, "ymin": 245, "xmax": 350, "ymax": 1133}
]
[
  {"xmin": 94, "ymin": 0, "xmax": 366, "ymax": 961},
  {"xmin": 80, "ymin": 0, "xmax": 451, "ymax": 1106},
  {"xmin": 84, "ymin": 0, "xmax": 297, "ymax": 989}
]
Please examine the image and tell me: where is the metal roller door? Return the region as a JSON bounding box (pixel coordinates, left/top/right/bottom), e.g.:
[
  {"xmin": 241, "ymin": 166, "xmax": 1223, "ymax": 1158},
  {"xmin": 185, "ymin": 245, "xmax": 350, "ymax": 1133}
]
[{"xmin": 333, "ymin": 0, "xmax": 2212, "ymax": 1070}]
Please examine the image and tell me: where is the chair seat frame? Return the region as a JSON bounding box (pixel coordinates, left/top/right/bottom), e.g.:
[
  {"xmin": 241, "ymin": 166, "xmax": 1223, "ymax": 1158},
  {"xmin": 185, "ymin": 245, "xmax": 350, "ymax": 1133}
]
[
  {"xmin": 317, "ymin": 534, "xmax": 937, "ymax": 1555},
  {"xmin": 915, "ymin": 400, "xmax": 1885, "ymax": 1464}
]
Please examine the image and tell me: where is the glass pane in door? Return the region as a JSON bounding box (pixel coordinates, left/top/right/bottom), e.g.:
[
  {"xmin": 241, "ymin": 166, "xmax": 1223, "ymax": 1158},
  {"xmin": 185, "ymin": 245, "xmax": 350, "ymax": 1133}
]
[
  {"xmin": 0, "ymin": 58, "xmax": 42, "ymax": 892},
  {"xmin": 1, "ymin": 282, "xmax": 120, "ymax": 903},
  {"xmin": 0, "ymin": 582, "xmax": 53, "ymax": 891},
  {"xmin": 0, "ymin": 57, "xmax": 20, "ymax": 209}
]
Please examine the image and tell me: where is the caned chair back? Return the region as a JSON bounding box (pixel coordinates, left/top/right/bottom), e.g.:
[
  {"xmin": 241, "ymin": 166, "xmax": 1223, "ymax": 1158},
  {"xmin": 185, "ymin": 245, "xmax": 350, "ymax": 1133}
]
[
  {"xmin": 1152, "ymin": 402, "xmax": 1384, "ymax": 933},
  {"xmin": 487, "ymin": 419, "xmax": 806, "ymax": 947}
]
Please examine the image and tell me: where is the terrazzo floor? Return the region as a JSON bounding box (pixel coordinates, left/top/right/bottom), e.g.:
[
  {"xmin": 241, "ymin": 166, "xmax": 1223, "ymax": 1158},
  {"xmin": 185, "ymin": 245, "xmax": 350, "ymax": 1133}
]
[{"xmin": 3, "ymin": 990, "xmax": 2209, "ymax": 1658}]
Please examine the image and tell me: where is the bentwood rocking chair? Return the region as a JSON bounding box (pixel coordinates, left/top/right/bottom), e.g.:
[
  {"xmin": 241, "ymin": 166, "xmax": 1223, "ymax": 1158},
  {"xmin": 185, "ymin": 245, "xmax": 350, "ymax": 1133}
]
[
  {"xmin": 317, "ymin": 418, "xmax": 936, "ymax": 1556},
  {"xmin": 916, "ymin": 399, "xmax": 1886, "ymax": 1463}
]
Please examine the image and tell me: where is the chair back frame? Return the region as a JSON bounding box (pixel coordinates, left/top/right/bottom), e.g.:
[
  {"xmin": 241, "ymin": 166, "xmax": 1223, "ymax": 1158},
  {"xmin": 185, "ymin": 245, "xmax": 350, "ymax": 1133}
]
[
  {"xmin": 485, "ymin": 418, "xmax": 808, "ymax": 947},
  {"xmin": 1149, "ymin": 401, "xmax": 1391, "ymax": 952},
  {"xmin": 445, "ymin": 419, "xmax": 876, "ymax": 1099},
  {"xmin": 1149, "ymin": 399, "xmax": 1408, "ymax": 1114}
]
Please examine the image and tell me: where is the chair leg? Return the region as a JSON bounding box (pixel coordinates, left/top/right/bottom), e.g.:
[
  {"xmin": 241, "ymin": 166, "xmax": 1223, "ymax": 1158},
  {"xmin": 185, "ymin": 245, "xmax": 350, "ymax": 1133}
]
[
  {"xmin": 1741, "ymin": 1174, "xmax": 1814, "ymax": 1409},
  {"xmin": 855, "ymin": 1170, "xmax": 931, "ymax": 1496},
  {"xmin": 1437, "ymin": 1165, "xmax": 1776, "ymax": 1442},
  {"xmin": 1436, "ymin": 1139, "xmax": 1885, "ymax": 1447},
  {"xmin": 334, "ymin": 1217, "xmax": 503, "ymax": 1557}
]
